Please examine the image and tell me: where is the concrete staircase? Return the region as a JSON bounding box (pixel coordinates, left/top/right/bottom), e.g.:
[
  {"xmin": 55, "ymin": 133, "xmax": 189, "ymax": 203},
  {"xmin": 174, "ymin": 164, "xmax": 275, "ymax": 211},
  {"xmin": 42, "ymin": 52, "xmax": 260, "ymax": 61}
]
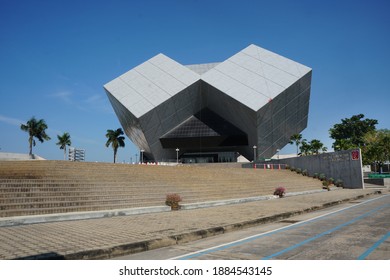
[{"xmin": 0, "ymin": 161, "xmax": 324, "ymax": 218}]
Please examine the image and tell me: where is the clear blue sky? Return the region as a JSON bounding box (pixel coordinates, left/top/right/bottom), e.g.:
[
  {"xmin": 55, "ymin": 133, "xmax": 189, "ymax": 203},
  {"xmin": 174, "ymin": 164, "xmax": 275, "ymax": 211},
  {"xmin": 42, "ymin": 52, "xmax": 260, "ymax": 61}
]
[{"xmin": 1, "ymin": 0, "xmax": 389, "ymax": 162}]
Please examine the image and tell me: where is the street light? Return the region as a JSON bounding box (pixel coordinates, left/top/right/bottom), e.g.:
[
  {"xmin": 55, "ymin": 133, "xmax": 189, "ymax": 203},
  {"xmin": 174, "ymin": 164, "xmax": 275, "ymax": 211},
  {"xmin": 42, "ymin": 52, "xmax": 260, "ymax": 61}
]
[
  {"xmin": 140, "ymin": 149, "xmax": 145, "ymax": 164},
  {"xmin": 176, "ymin": 148, "xmax": 179, "ymax": 164},
  {"xmin": 253, "ymin": 145, "xmax": 257, "ymax": 162}
]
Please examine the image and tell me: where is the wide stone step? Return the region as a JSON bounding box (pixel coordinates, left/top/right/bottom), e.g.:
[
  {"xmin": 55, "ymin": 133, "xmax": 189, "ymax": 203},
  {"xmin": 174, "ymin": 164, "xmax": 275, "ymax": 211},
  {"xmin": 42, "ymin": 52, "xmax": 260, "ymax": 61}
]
[{"xmin": 0, "ymin": 161, "xmax": 324, "ymax": 218}]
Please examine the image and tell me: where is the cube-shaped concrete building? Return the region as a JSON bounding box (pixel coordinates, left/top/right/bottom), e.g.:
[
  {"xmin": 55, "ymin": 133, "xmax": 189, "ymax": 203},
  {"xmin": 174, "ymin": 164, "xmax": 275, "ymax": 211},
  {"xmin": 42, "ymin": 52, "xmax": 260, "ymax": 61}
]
[{"xmin": 104, "ymin": 44, "xmax": 312, "ymax": 162}]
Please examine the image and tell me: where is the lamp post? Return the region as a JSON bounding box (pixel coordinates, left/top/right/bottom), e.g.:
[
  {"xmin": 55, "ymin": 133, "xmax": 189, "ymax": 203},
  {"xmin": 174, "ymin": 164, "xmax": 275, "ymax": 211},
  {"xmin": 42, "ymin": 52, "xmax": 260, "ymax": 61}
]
[
  {"xmin": 253, "ymin": 145, "xmax": 257, "ymax": 162},
  {"xmin": 140, "ymin": 149, "xmax": 145, "ymax": 164},
  {"xmin": 276, "ymin": 149, "xmax": 280, "ymax": 160},
  {"xmin": 176, "ymin": 148, "xmax": 179, "ymax": 164}
]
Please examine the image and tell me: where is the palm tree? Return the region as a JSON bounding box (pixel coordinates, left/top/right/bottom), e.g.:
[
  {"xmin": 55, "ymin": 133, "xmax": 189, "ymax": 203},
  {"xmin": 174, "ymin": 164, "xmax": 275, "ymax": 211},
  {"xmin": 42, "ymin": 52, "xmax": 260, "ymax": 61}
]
[
  {"xmin": 333, "ymin": 138, "xmax": 354, "ymax": 151},
  {"xmin": 309, "ymin": 139, "xmax": 325, "ymax": 155},
  {"xmin": 289, "ymin": 133, "xmax": 303, "ymax": 155},
  {"xmin": 20, "ymin": 117, "xmax": 51, "ymax": 156},
  {"xmin": 56, "ymin": 132, "xmax": 72, "ymax": 160},
  {"xmin": 299, "ymin": 140, "xmax": 311, "ymax": 156},
  {"xmin": 105, "ymin": 128, "xmax": 125, "ymax": 163}
]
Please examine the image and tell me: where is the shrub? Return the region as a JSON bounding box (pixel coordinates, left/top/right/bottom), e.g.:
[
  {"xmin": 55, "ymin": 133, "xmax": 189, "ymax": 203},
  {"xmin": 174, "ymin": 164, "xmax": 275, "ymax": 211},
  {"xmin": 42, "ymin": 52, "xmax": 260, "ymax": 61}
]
[
  {"xmin": 328, "ymin": 177, "xmax": 334, "ymax": 185},
  {"xmin": 322, "ymin": 180, "xmax": 331, "ymax": 191},
  {"xmin": 319, "ymin": 173, "xmax": 326, "ymax": 181},
  {"xmin": 302, "ymin": 169, "xmax": 308, "ymax": 176},
  {"xmin": 165, "ymin": 193, "xmax": 182, "ymax": 210},
  {"xmin": 296, "ymin": 168, "xmax": 302, "ymax": 174},
  {"xmin": 313, "ymin": 173, "xmax": 319, "ymax": 179},
  {"xmin": 274, "ymin": 187, "xmax": 286, "ymax": 198},
  {"xmin": 335, "ymin": 179, "xmax": 344, "ymax": 188},
  {"xmin": 285, "ymin": 164, "xmax": 290, "ymax": 170},
  {"xmin": 290, "ymin": 167, "xmax": 296, "ymax": 172},
  {"xmin": 322, "ymin": 180, "xmax": 329, "ymax": 186}
]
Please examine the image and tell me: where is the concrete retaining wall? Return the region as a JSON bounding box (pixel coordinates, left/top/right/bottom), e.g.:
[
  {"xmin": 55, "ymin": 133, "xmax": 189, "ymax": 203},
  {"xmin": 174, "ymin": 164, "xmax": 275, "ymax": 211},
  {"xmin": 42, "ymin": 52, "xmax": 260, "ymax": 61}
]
[
  {"xmin": 247, "ymin": 149, "xmax": 364, "ymax": 189},
  {"xmin": 365, "ymin": 178, "xmax": 390, "ymax": 187}
]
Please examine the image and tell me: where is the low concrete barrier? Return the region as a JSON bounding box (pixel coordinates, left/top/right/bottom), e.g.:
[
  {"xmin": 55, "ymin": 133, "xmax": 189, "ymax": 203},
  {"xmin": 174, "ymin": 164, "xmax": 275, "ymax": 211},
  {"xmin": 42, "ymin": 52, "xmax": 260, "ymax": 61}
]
[
  {"xmin": 246, "ymin": 149, "xmax": 364, "ymax": 189},
  {"xmin": 0, "ymin": 205, "xmax": 171, "ymax": 227},
  {"xmin": 364, "ymin": 178, "xmax": 390, "ymax": 187}
]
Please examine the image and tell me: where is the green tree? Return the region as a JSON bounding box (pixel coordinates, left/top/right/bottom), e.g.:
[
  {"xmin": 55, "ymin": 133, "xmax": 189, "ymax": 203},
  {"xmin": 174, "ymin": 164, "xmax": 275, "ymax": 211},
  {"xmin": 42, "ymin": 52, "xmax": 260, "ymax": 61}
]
[
  {"xmin": 309, "ymin": 139, "xmax": 326, "ymax": 155},
  {"xmin": 329, "ymin": 114, "xmax": 377, "ymax": 151},
  {"xmin": 333, "ymin": 138, "xmax": 355, "ymax": 151},
  {"xmin": 56, "ymin": 132, "xmax": 72, "ymax": 160},
  {"xmin": 105, "ymin": 128, "xmax": 125, "ymax": 163},
  {"xmin": 289, "ymin": 133, "xmax": 304, "ymax": 155},
  {"xmin": 363, "ymin": 129, "xmax": 390, "ymax": 166},
  {"xmin": 299, "ymin": 140, "xmax": 311, "ymax": 156},
  {"xmin": 20, "ymin": 117, "xmax": 51, "ymax": 156},
  {"xmin": 299, "ymin": 139, "xmax": 327, "ymax": 156},
  {"xmin": 381, "ymin": 129, "xmax": 390, "ymax": 164}
]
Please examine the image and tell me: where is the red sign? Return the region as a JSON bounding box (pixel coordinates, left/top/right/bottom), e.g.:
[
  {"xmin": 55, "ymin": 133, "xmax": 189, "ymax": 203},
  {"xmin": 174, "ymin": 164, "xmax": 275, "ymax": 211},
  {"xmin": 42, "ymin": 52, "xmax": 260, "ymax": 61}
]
[{"xmin": 351, "ymin": 150, "xmax": 360, "ymax": 160}]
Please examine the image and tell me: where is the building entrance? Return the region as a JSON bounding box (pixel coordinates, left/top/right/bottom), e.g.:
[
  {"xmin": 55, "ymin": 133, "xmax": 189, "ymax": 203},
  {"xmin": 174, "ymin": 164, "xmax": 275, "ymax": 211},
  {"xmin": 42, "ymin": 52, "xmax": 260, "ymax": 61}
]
[{"xmin": 181, "ymin": 151, "xmax": 237, "ymax": 163}]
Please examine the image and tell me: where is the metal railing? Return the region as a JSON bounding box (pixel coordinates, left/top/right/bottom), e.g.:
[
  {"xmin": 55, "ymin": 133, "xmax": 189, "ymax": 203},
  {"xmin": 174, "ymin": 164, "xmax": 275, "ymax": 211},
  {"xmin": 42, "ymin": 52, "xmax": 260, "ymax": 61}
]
[{"xmin": 251, "ymin": 163, "xmax": 288, "ymax": 170}]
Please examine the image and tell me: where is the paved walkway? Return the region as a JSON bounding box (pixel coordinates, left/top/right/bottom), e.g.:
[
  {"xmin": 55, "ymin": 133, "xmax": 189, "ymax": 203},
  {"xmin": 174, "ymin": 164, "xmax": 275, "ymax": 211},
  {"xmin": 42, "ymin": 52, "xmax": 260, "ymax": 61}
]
[{"xmin": 0, "ymin": 189, "xmax": 387, "ymax": 259}]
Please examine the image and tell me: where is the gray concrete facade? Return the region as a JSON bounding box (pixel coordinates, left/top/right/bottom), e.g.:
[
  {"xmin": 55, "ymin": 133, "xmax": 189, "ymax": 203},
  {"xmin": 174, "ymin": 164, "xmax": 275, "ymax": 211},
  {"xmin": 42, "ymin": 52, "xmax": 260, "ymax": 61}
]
[
  {"xmin": 104, "ymin": 44, "xmax": 312, "ymax": 161},
  {"xmin": 255, "ymin": 149, "xmax": 365, "ymax": 189}
]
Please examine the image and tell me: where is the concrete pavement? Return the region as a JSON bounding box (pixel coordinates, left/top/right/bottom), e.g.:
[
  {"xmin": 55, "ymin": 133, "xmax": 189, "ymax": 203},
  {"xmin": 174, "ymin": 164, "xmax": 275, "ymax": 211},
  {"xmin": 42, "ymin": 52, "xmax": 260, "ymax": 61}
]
[{"xmin": 0, "ymin": 188, "xmax": 387, "ymax": 260}]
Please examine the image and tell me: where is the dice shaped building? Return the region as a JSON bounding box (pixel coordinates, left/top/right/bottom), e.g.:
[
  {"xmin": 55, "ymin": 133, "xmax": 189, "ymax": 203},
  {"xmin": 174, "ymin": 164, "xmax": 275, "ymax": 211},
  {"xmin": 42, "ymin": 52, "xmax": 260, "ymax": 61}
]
[{"xmin": 104, "ymin": 44, "xmax": 312, "ymax": 163}]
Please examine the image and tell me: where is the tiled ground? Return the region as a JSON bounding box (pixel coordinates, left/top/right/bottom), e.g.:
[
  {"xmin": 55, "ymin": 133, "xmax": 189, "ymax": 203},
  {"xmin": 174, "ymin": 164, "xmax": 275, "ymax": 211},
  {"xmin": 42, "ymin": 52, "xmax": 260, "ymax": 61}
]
[{"xmin": 0, "ymin": 189, "xmax": 382, "ymax": 260}]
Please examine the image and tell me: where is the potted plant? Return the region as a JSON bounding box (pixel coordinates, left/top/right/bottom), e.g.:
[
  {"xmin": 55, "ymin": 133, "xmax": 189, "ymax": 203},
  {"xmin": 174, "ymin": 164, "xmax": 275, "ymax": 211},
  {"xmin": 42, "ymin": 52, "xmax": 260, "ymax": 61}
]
[
  {"xmin": 274, "ymin": 187, "xmax": 286, "ymax": 198},
  {"xmin": 165, "ymin": 193, "xmax": 182, "ymax": 210}
]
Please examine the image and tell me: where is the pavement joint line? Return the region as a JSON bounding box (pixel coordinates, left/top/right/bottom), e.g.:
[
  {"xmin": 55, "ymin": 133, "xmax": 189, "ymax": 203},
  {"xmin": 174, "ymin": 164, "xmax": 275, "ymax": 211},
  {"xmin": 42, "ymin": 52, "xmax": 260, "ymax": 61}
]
[{"xmin": 0, "ymin": 188, "xmax": 340, "ymax": 227}]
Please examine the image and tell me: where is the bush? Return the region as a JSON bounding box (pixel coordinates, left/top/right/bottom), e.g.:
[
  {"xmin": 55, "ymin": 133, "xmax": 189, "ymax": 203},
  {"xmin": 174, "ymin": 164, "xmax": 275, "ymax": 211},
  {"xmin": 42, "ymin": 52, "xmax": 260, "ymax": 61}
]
[
  {"xmin": 290, "ymin": 167, "xmax": 296, "ymax": 172},
  {"xmin": 319, "ymin": 173, "xmax": 326, "ymax": 181},
  {"xmin": 322, "ymin": 180, "xmax": 330, "ymax": 187},
  {"xmin": 313, "ymin": 173, "xmax": 319, "ymax": 179},
  {"xmin": 335, "ymin": 179, "xmax": 344, "ymax": 188},
  {"xmin": 285, "ymin": 164, "xmax": 290, "ymax": 170},
  {"xmin": 296, "ymin": 168, "xmax": 302, "ymax": 174},
  {"xmin": 328, "ymin": 177, "xmax": 334, "ymax": 185},
  {"xmin": 274, "ymin": 187, "xmax": 286, "ymax": 198},
  {"xmin": 302, "ymin": 169, "xmax": 308, "ymax": 176},
  {"xmin": 322, "ymin": 180, "xmax": 331, "ymax": 191},
  {"xmin": 165, "ymin": 193, "xmax": 182, "ymax": 210}
]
